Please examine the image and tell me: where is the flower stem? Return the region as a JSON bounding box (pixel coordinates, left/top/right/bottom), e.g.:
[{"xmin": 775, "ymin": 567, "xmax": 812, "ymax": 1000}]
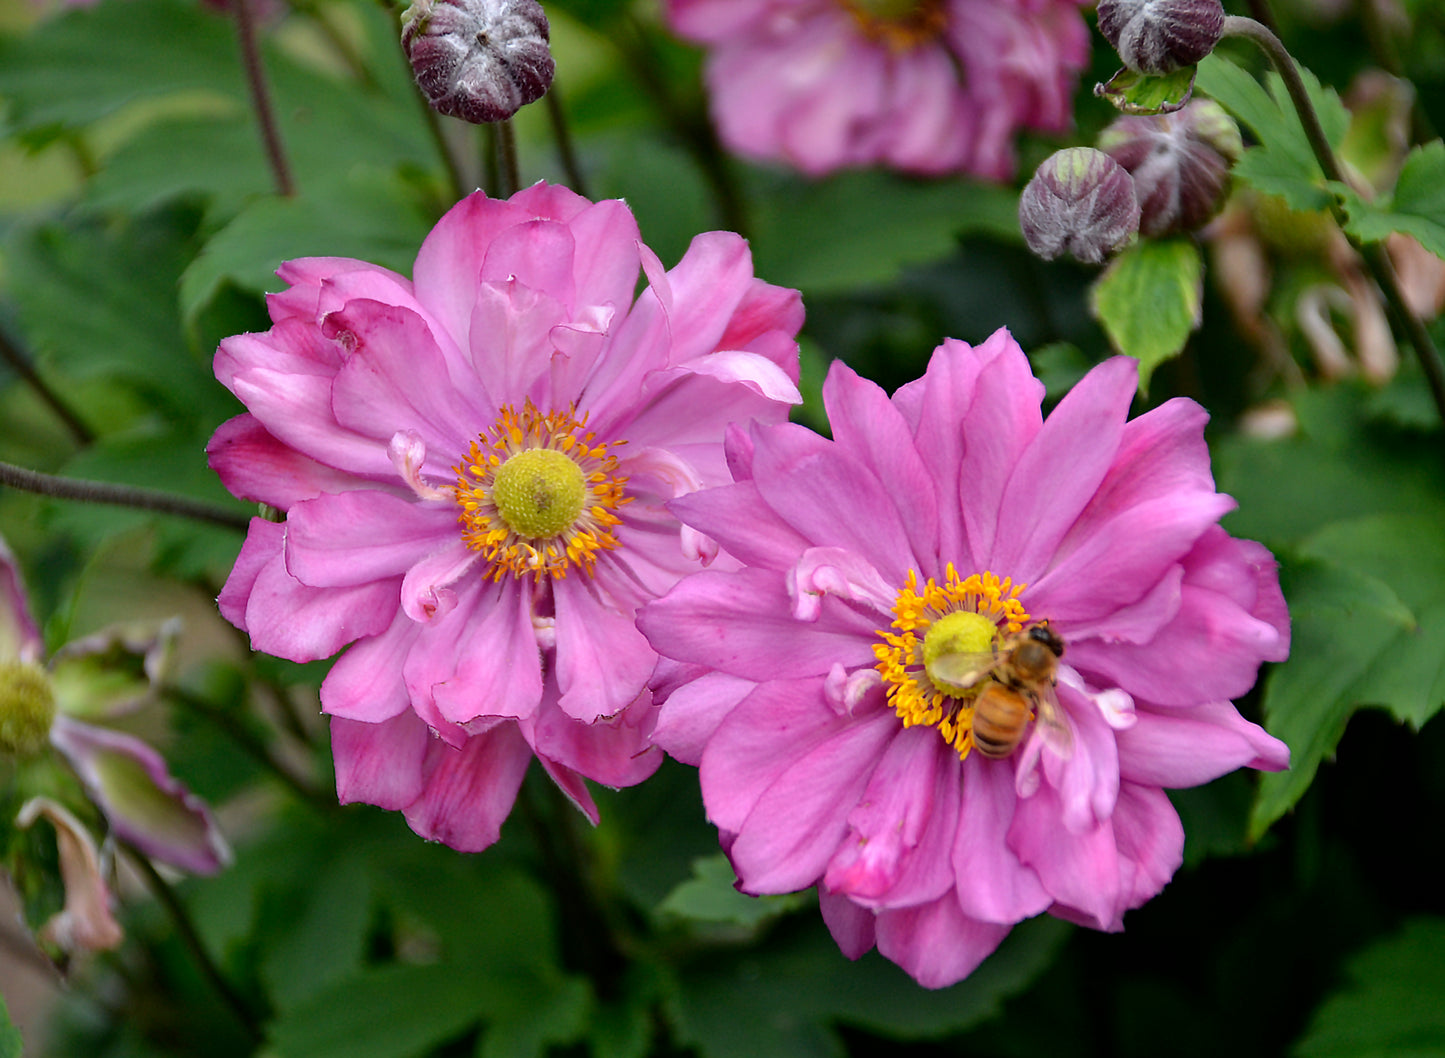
[
  {"xmin": 544, "ymin": 82, "xmax": 589, "ymax": 198},
  {"xmin": 163, "ymin": 685, "xmax": 334, "ymax": 812},
  {"xmin": 121, "ymin": 843, "xmax": 264, "ymax": 1043},
  {"xmin": 233, "ymin": 0, "xmax": 296, "ymax": 197},
  {"xmin": 0, "ymin": 324, "xmax": 95, "ymax": 447},
  {"xmin": 497, "ymin": 118, "xmax": 521, "ymax": 197},
  {"xmin": 0, "ymin": 461, "xmax": 252, "ymax": 532},
  {"xmin": 1222, "ymin": 15, "xmax": 1445, "ymax": 426}
]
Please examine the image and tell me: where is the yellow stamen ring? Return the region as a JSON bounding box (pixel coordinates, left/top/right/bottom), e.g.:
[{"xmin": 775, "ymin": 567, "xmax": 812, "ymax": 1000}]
[
  {"xmin": 453, "ymin": 401, "xmax": 630, "ymax": 581},
  {"xmin": 871, "ymin": 567, "xmax": 1029, "ymax": 757},
  {"xmin": 838, "ymin": 0, "xmax": 947, "ymax": 51}
]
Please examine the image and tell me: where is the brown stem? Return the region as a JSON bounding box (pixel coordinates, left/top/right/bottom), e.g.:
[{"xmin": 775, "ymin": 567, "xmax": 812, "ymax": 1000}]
[
  {"xmin": 233, "ymin": 0, "xmax": 296, "ymax": 197},
  {"xmin": 0, "ymin": 461, "xmax": 252, "ymax": 532},
  {"xmin": 545, "ymin": 82, "xmax": 589, "ymax": 198},
  {"xmin": 122, "ymin": 844, "xmax": 264, "ymax": 1042},
  {"xmin": 1222, "ymin": 15, "xmax": 1445, "ymax": 426},
  {"xmin": 0, "ymin": 324, "xmax": 95, "ymax": 446}
]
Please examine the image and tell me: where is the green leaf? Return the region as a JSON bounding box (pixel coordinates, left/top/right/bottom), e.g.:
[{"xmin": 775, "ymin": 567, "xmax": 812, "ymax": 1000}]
[
  {"xmin": 658, "ymin": 854, "xmax": 808, "ymax": 929},
  {"xmin": 0, "ymin": 993, "xmax": 23, "ymax": 1058},
  {"xmin": 178, "ymin": 168, "xmax": 434, "ymax": 321},
  {"xmin": 748, "ymin": 171, "xmax": 1020, "ymax": 294},
  {"xmin": 1294, "ymin": 918, "xmax": 1445, "ymax": 1057},
  {"xmin": 0, "ymin": 0, "xmax": 242, "ymax": 130},
  {"xmin": 266, "ymin": 961, "xmax": 492, "ymax": 1058},
  {"xmin": 1088, "ymin": 237, "xmax": 1202, "ymax": 391},
  {"xmin": 1250, "ymin": 556, "xmax": 1416, "ymax": 838},
  {"xmin": 669, "ymin": 914, "xmax": 1069, "ymax": 1058},
  {"xmin": 1094, "ymin": 65, "xmax": 1197, "ymax": 114},
  {"xmin": 1196, "ymin": 53, "xmax": 1349, "ymax": 212},
  {"xmin": 260, "ymin": 852, "xmax": 374, "ymax": 1013},
  {"xmin": 476, "ymin": 976, "xmax": 592, "ymax": 1058},
  {"xmin": 1339, "ymin": 140, "xmax": 1445, "ymax": 258}
]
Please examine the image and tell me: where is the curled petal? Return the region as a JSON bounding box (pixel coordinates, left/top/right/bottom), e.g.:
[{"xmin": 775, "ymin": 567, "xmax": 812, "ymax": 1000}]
[
  {"xmin": 0, "ymin": 535, "xmax": 43, "ymax": 664},
  {"xmin": 16, "ymin": 798, "xmax": 124, "ymax": 954},
  {"xmin": 49, "ymin": 716, "xmax": 230, "ymax": 875}
]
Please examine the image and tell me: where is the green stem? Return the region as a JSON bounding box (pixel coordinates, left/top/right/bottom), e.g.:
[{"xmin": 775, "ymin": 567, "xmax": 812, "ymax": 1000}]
[
  {"xmin": 497, "ymin": 118, "xmax": 521, "ymax": 197},
  {"xmin": 233, "ymin": 0, "xmax": 296, "ymax": 197},
  {"xmin": 1222, "ymin": 15, "xmax": 1445, "ymax": 427},
  {"xmin": 163, "ymin": 685, "xmax": 334, "ymax": 811},
  {"xmin": 544, "ymin": 83, "xmax": 589, "ymax": 198},
  {"xmin": 0, "ymin": 461, "xmax": 252, "ymax": 532},
  {"xmin": 0, "ymin": 324, "xmax": 95, "ymax": 447},
  {"xmin": 122, "ymin": 843, "xmax": 264, "ymax": 1042}
]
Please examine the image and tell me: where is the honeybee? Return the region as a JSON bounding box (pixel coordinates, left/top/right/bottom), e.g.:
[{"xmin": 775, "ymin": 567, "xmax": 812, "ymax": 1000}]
[{"xmin": 930, "ymin": 623, "xmax": 1070, "ymax": 760}]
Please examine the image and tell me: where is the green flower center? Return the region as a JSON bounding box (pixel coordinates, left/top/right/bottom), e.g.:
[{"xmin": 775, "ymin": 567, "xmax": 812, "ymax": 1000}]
[
  {"xmin": 491, "ymin": 448, "xmax": 587, "ymax": 540},
  {"xmin": 0, "ymin": 661, "xmax": 57, "ymax": 759},
  {"xmin": 921, "ymin": 611, "xmax": 997, "ymax": 686}
]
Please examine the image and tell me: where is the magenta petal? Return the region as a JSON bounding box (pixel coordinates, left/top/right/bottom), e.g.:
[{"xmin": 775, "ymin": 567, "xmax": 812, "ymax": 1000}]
[
  {"xmin": 285, "ymin": 491, "xmax": 455, "ymax": 588},
  {"xmin": 527, "ymin": 693, "xmax": 663, "ymax": 789},
  {"xmin": 823, "ymin": 725, "xmax": 959, "ymax": 908},
  {"xmin": 640, "ymin": 568, "xmax": 878, "ymax": 680},
  {"xmin": 216, "ymin": 517, "xmax": 283, "ymax": 632},
  {"xmin": 1118, "ymin": 701, "xmax": 1289, "ymax": 787},
  {"xmin": 480, "ymin": 219, "xmax": 578, "ymax": 308},
  {"xmin": 565, "ymin": 198, "xmax": 643, "ymax": 315},
  {"xmin": 1009, "ymin": 783, "xmax": 1122, "ymax": 931},
  {"xmin": 241, "ymin": 535, "xmax": 399, "ymax": 663},
  {"xmin": 727, "ymin": 710, "xmax": 898, "ymax": 894},
  {"xmin": 332, "ymin": 711, "xmax": 430, "ymax": 811},
  {"xmin": 403, "ymin": 722, "xmax": 534, "ymax": 852},
  {"xmin": 553, "ymin": 576, "xmax": 657, "ymax": 722},
  {"xmin": 1111, "ymin": 783, "xmax": 1184, "ymax": 916},
  {"xmin": 951, "ymin": 756, "xmax": 1051, "ymax": 924},
  {"xmin": 873, "ymin": 893, "xmax": 1011, "ymax": 989},
  {"xmin": 667, "ymin": 480, "xmax": 810, "ymax": 571},
  {"xmin": 823, "ymin": 360, "xmax": 939, "ymax": 564},
  {"xmin": 651, "ymin": 671, "xmax": 756, "ymax": 765},
  {"xmin": 535, "ymin": 754, "xmax": 600, "ymax": 825},
  {"xmin": 49, "ymin": 716, "xmax": 230, "ymax": 875},
  {"xmin": 819, "ymin": 889, "xmax": 877, "ymax": 960},
  {"xmin": 1, "ymin": 535, "xmax": 45, "ymax": 664},
  {"xmin": 991, "ymin": 356, "xmax": 1138, "ymax": 582},
  {"xmin": 320, "ymin": 609, "xmax": 422, "ymax": 723},
  {"xmin": 207, "ymin": 414, "xmax": 360, "ymax": 509},
  {"xmin": 410, "ymin": 192, "xmax": 527, "ymax": 347}
]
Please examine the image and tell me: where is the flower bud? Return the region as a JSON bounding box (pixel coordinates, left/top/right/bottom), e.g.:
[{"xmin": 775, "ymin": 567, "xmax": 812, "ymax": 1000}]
[
  {"xmin": 1096, "ymin": 0, "xmax": 1225, "ymax": 75},
  {"xmin": 1098, "ymin": 99, "xmax": 1242, "ymax": 236},
  {"xmin": 1019, "ymin": 148, "xmax": 1141, "ymax": 264},
  {"xmin": 401, "ymin": 0, "xmax": 554, "ymax": 124},
  {"xmin": 1, "ymin": 661, "xmax": 56, "ymax": 759}
]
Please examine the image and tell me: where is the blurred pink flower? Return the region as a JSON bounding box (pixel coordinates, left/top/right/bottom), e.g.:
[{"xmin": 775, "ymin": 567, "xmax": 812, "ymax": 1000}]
[
  {"xmin": 639, "ymin": 330, "xmax": 1289, "ymax": 987},
  {"xmin": 209, "ymin": 183, "xmax": 803, "ymax": 851},
  {"xmin": 662, "ymin": 0, "xmax": 1091, "ymax": 178}
]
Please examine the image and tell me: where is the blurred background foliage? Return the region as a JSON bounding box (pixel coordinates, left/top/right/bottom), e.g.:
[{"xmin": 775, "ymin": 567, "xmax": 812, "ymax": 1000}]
[{"xmin": 2, "ymin": 0, "xmax": 1445, "ymax": 1054}]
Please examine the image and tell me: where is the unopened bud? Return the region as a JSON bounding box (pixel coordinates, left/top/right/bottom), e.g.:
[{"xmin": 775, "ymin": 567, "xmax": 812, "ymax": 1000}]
[
  {"xmin": 1019, "ymin": 148, "xmax": 1141, "ymax": 264},
  {"xmin": 1099, "ymin": 99, "xmax": 1241, "ymax": 236},
  {"xmin": 401, "ymin": 0, "xmax": 554, "ymax": 124},
  {"xmin": 1096, "ymin": 0, "xmax": 1225, "ymax": 75},
  {"xmin": 1, "ymin": 661, "xmax": 56, "ymax": 759}
]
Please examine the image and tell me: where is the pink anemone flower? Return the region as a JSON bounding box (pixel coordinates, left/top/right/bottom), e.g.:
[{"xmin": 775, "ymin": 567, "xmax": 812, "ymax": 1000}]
[
  {"xmin": 209, "ymin": 182, "xmax": 803, "ymax": 851},
  {"xmin": 662, "ymin": 0, "xmax": 1091, "ymax": 179},
  {"xmin": 638, "ymin": 330, "xmax": 1289, "ymax": 988}
]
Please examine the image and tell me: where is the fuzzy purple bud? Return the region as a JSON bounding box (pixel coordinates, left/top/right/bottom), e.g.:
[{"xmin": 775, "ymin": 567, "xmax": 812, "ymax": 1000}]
[
  {"xmin": 1096, "ymin": 0, "xmax": 1225, "ymax": 74},
  {"xmin": 1019, "ymin": 148, "xmax": 1141, "ymax": 264},
  {"xmin": 401, "ymin": 0, "xmax": 554, "ymax": 124},
  {"xmin": 1099, "ymin": 99, "xmax": 1242, "ymax": 236}
]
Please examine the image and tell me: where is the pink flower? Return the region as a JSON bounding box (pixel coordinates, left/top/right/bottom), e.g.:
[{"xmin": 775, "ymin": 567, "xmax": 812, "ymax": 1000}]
[
  {"xmin": 662, "ymin": 0, "xmax": 1091, "ymax": 179},
  {"xmin": 209, "ymin": 183, "xmax": 804, "ymax": 852},
  {"xmin": 638, "ymin": 330, "xmax": 1289, "ymax": 988}
]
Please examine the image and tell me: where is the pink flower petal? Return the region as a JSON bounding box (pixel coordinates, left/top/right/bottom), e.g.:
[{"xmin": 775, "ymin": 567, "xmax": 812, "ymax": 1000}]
[
  {"xmin": 553, "ymin": 576, "xmax": 657, "ymax": 722},
  {"xmin": 207, "ymin": 414, "xmax": 362, "ymax": 509},
  {"xmin": 650, "ymin": 670, "xmax": 755, "ymax": 765},
  {"xmin": 0, "ymin": 534, "xmax": 44, "ymax": 664},
  {"xmin": 332, "ymin": 711, "xmax": 431, "ymax": 810},
  {"xmin": 285, "ymin": 490, "xmax": 456, "ymax": 588},
  {"xmin": 951, "ymin": 756, "xmax": 1051, "ymax": 924},
  {"xmin": 874, "ymin": 894, "xmax": 1011, "ymax": 989},
  {"xmin": 321, "ymin": 609, "xmax": 422, "ymax": 724},
  {"xmin": 1118, "ymin": 701, "xmax": 1289, "ymax": 787},
  {"xmin": 402, "ymin": 722, "xmax": 535, "ymax": 852}
]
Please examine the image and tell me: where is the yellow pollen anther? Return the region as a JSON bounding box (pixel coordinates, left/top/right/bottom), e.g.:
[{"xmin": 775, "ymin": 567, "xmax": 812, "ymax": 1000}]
[
  {"xmin": 838, "ymin": 0, "xmax": 947, "ymax": 50},
  {"xmin": 871, "ymin": 568, "xmax": 1030, "ymax": 757},
  {"xmin": 452, "ymin": 401, "xmax": 630, "ymax": 581}
]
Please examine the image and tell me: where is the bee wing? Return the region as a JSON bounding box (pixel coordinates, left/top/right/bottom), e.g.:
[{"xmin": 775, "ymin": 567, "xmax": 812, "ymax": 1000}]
[
  {"xmin": 927, "ymin": 650, "xmax": 998, "ymax": 694},
  {"xmin": 1033, "ymin": 686, "xmax": 1074, "ymax": 760}
]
